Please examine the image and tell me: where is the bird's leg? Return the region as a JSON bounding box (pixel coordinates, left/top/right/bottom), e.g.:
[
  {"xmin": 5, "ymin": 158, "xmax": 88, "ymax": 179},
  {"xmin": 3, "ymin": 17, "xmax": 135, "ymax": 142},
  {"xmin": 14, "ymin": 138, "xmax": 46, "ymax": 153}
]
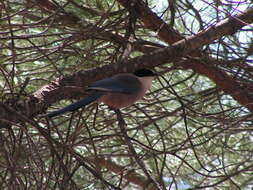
[{"xmin": 114, "ymin": 109, "xmax": 126, "ymax": 126}]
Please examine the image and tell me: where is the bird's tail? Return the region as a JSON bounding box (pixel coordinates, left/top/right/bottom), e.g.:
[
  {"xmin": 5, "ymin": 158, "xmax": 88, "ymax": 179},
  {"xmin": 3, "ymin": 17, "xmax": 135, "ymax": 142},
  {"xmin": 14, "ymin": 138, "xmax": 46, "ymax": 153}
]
[{"xmin": 46, "ymin": 92, "xmax": 104, "ymax": 118}]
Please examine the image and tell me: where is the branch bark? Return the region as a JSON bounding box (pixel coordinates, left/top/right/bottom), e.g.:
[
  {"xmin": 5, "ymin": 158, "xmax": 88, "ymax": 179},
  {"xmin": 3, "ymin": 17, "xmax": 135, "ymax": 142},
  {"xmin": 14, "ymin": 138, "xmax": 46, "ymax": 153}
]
[
  {"xmin": 117, "ymin": 1, "xmax": 253, "ymax": 112},
  {"xmin": 1, "ymin": 2, "xmax": 253, "ymax": 189},
  {"xmin": 1, "ymin": 6, "xmax": 253, "ymax": 126}
]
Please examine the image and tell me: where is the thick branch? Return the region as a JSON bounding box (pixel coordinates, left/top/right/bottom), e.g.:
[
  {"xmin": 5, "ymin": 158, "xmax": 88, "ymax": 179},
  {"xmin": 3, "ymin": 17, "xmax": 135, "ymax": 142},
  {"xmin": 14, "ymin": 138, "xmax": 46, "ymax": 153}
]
[
  {"xmin": 117, "ymin": 1, "xmax": 253, "ymax": 112},
  {"xmin": 0, "ymin": 5, "xmax": 251, "ymax": 125},
  {"xmin": 117, "ymin": 0, "xmax": 182, "ymax": 44},
  {"xmin": 40, "ymin": 6, "xmax": 253, "ymax": 113}
]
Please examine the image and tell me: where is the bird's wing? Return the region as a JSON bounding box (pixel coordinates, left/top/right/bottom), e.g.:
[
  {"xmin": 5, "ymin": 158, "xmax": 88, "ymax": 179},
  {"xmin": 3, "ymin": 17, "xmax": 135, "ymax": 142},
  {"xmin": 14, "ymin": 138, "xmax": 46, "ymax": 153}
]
[
  {"xmin": 46, "ymin": 92, "xmax": 104, "ymax": 118},
  {"xmin": 87, "ymin": 74, "xmax": 141, "ymax": 94}
]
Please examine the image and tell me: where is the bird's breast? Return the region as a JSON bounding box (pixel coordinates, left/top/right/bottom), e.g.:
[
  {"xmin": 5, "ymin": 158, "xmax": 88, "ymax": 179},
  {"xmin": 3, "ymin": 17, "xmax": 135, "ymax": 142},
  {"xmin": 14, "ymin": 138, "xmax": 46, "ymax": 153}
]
[{"xmin": 98, "ymin": 91, "xmax": 145, "ymax": 109}]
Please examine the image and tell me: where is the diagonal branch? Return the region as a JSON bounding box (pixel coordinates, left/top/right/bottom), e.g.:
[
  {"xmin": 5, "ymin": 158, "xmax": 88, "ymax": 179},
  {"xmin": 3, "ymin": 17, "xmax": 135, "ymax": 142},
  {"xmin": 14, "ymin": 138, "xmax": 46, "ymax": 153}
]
[
  {"xmin": 1, "ymin": 7, "xmax": 253, "ymax": 123},
  {"xmin": 117, "ymin": 0, "xmax": 253, "ymax": 112},
  {"xmin": 38, "ymin": 6, "xmax": 253, "ymax": 113},
  {"xmin": 117, "ymin": 0, "xmax": 183, "ymax": 44}
]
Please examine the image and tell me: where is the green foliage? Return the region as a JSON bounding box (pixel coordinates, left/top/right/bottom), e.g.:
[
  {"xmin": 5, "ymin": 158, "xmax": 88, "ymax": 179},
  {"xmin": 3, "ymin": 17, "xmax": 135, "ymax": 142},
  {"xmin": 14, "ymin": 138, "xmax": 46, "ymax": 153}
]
[{"xmin": 0, "ymin": 0, "xmax": 253, "ymax": 189}]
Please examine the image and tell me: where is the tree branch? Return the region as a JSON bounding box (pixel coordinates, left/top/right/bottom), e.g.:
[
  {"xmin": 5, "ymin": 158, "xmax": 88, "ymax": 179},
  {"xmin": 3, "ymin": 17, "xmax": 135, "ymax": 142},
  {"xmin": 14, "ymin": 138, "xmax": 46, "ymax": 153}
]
[
  {"xmin": 117, "ymin": 1, "xmax": 253, "ymax": 112},
  {"xmin": 1, "ymin": 6, "xmax": 253, "ymax": 125}
]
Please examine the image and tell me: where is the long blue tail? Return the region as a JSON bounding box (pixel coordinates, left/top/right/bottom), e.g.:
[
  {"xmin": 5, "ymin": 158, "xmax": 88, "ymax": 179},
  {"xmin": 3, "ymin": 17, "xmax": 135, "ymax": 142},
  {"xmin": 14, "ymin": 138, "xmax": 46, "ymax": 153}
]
[{"xmin": 46, "ymin": 92, "xmax": 104, "ymax": 118}]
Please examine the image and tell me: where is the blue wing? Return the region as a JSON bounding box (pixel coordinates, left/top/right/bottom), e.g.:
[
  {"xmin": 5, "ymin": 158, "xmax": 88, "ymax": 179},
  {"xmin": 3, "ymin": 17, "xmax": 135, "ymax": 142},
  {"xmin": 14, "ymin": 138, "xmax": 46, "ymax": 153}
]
[
  {"xmin": 46, "ymin": 92, "xmax": 104, "ymax": 118},
  {"xmin": 88, "ymin": 74, "xmax": 141, "ymax": 94},
  {"xmin": 46, "ymin": 74, "xmax": 141, "ymax": 118}
]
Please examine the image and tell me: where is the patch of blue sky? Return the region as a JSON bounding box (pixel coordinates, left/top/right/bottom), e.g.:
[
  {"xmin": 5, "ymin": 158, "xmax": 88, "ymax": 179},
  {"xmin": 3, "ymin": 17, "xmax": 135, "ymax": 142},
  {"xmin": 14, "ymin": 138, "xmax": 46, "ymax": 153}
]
[
  {"xmin": 163, "ymin": 176, "xmax": 191, "ymax": 190},
  {"xmin": 152, "ymin": 0, "xmax": 252, "ymax": 33},
  {"xmin": 153, "ymin": 0, "xmax": 168, "ymax": 14}
]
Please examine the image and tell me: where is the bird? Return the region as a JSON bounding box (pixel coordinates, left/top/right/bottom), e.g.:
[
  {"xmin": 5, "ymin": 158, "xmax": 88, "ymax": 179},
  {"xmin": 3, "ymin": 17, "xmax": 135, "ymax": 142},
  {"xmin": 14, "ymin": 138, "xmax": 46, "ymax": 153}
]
[{"xmin": 46, "ymin": 68, "xmax": 157, "ymax": 118}]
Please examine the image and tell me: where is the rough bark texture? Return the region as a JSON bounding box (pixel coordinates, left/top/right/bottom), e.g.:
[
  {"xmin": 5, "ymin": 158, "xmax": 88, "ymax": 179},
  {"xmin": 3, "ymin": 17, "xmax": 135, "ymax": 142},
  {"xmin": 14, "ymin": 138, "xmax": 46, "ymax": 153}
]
[{"xmin": 1, "ymin": 6, "xmax": 253, "ymax": 126}]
